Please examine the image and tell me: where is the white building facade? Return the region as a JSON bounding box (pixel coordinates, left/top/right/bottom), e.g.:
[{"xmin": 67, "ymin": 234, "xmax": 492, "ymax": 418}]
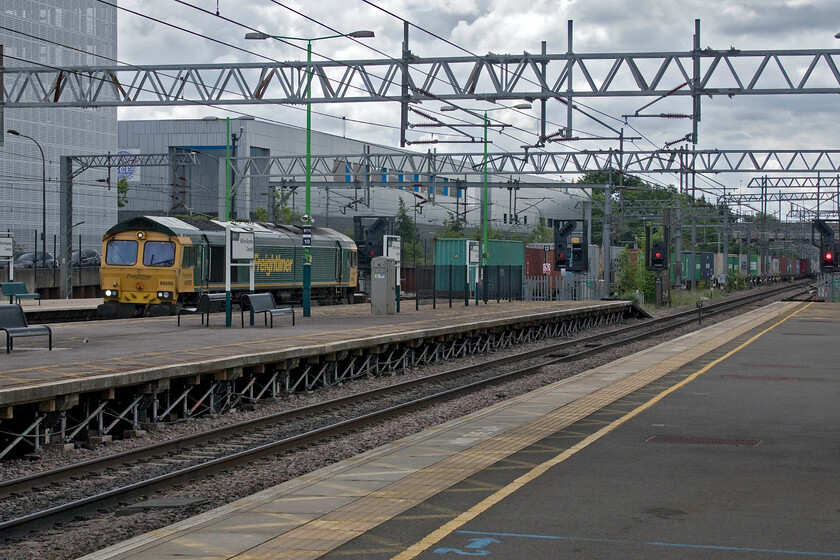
[
  {"xmin": 1, "ymin": 1, "xmax": 118, "ymax": 256},
  {"xmin": 118, "ymin": 117, "xmax": 584, "ymax": 240}
]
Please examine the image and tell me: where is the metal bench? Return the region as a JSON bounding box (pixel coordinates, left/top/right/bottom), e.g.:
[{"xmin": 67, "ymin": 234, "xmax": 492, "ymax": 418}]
[
  {"xmin": 240, "ymin": 293, "xmax": 295, "ymax": 328},
  {"xmin": 177, "ymin": 293, "xmax": 228, "ymax": 326},
  {"xmin": 0, "ymin": 304, "xmax": 52, "ymax": 353},
  {"xmin": 1, "ymin": 282, "xmax": 40, "ymax": 305}
]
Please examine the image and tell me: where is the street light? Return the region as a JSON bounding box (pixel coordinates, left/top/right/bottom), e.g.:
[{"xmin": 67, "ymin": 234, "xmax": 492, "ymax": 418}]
[
  {"xmin": 7, "ymin": 129, "xmax": 46, "ymax": 274},
  {"xmin": 247, "ymin": 29, "xmax": 375, "ymax": 317},
  {"xmin": 439, "ymin": 104, "xmax": 531, "ymax": 268}
]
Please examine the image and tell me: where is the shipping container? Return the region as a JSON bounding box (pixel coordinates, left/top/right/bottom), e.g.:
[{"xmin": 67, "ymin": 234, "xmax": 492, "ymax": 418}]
[
  {"xmin": 771, "ymin": 256, "xmax": 790, "ymax": 276},
  {"xmin": 434, "ymin": 239, "xmax": 524, "ymax": 294},
  {"xmin": 525, "ymin": 243, "xmax": 603, "ymax": 279},
  {"xmin": 525, "ymin": 244, "xmax": 556, "ymax": 278}
]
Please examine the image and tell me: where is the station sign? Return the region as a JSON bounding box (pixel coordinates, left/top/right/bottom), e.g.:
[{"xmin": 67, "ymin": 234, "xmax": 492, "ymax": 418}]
[
  {"xmin": 231, "ymin": 231, "xmax": 255, "ymax": 260},
  {"xmin": 302, "ymin": 224, "xmax": 312, "ymax": 247},
  {"xmin": 0, "ymin": 235, "xmax": 13, "ymax": 259}
]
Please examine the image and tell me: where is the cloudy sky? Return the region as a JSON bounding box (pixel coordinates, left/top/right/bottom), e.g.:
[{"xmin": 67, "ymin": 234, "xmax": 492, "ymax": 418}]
[{"xmin": 117, "ymin": 0, "xmax": 840, "ymax": 202}]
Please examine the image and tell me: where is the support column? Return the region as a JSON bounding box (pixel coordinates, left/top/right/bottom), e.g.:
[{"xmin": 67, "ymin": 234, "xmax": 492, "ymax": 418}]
[
  {"xmin": 691, "ymin": 216, "xmax": 697, "ymax": 291},
  {"xmin": 674, "ymin": 200, "xmax": 682, "ymax": 288},
  {"xmin": 59, "ymin": 156, "xmax": 73, "ymax": 299}
]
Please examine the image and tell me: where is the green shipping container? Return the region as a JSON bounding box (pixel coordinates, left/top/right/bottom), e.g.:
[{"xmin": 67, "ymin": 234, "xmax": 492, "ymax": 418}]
[
  {"xmin": 434, "ymin": 239, "xmax": 524, "ymax": 292},
  {"xmin": 434, "ymin": 239, "xmax": 524, "ymax": 267}
]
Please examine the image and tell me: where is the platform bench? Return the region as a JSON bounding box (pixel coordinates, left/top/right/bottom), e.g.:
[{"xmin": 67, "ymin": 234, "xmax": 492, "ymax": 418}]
[
  {"xmin": 1, "ymin": 282, "xmax": 40, "ymax": 305},
  {"xmin": 0, "ymin": 304, "xmax": 52, "ymax": 353},
  {"xmin": 240, "ymin": 293, "xmax": 294, "ymax": 328},
  {"xmin": 177, "ymin": 293, "xmax": 228, "ymax": 326}
]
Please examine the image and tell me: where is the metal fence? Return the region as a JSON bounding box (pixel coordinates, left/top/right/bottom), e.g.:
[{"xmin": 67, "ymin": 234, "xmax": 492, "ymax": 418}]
[
  {"xmin": 816, "ymin": 272, "xmax": 840, "ymax": 302},
  {"xmin": 403, "ymin": 265, "xmax": 523, "ymax": 308},
  {"xmin": 523, "ymin": 275, "xmax": 606, "ymax": 302}
]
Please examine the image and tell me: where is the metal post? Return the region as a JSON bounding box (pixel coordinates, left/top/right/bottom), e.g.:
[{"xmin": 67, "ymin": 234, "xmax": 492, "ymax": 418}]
[
  {"xmin": 225, "ymin": 223, "xmax": 231, "ymax": 327},
  {"xmin": 303, "ymin": 40, "xmax": 313, "ymax": 318},
  {"xmin": 746, "ymin": 221, "xmax": 752, "ymax": 281},
  {"xmin": 482, "ymin": 111, "xmax": 489, "ymax": 270},
  {"xmin": 722, "ymin": 203, "xmax": 729, "ymax": 288},
  {"xmin": 691, "ymin": 216, "xmax": 697, "ymax": 291},
  {"xmin": 603, "ymin": 175, "xmax": 612, "ymax": 290},
  {"xmin": 60, "ymin": 156, "xmax": 72, "ymax": 299},
  {"xmin": 225, "ymin": 118, "xmax": 231, "ymax": 220},
  {"xmin": 674, "ymin": 200, "xmax": 682, "ymax": 287},
  {"xmin": 400, "ymin": 21, "xmax": 410, "ymax": 148}
]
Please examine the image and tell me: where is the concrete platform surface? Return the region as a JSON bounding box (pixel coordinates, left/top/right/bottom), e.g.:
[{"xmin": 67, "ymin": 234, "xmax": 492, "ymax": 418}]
[
  {"xmin": 75, "ymin": 300, "xmax": 829, "ymax": 559},
  {"xmin": 0, "ymin": 299, "xmax": 627, "ymax": 407}
]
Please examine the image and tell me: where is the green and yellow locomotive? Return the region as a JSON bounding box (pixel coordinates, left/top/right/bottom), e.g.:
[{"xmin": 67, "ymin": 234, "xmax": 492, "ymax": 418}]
[{"xmin": 99, "ymin": 216, "xmax": 357, "ymax": 318}]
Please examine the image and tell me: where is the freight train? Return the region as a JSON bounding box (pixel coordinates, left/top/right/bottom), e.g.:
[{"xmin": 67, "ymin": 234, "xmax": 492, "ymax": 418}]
[{"xmin": 98, "ymin": 216, "xmax": 357, "ymax": 318}]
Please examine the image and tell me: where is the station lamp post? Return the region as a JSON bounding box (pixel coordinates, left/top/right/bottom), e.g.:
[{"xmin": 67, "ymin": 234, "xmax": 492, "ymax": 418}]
[
  {"xmin": 7, "ymin": 130, "xmax": 46, "ymax": 269},
  {"xmin": 247, "ymin": 29, "xmax": 374, "ymax": 317},
  {"xmin": 440, "ymin": 104, "xmax": 531, "ymax": 267}
]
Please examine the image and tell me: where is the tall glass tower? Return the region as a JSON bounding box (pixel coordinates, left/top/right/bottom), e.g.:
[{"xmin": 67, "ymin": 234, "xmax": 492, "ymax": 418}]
[{"xmin": 1, "ymin": 1, "xmax": 118, "ymax": 257}]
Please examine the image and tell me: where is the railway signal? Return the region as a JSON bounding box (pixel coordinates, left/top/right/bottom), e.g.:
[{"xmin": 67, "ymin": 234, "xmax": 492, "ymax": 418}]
[
  {"xmin": 821, "ymin": 242, "xmax": 838, "ymax": 271},
  {"xmin": 554, "ymin": 220, "xmax": 575, "ymax": 270},
  {"xmin": 651, "ymin": 240, "xmax": 667, "ymax": 269}
]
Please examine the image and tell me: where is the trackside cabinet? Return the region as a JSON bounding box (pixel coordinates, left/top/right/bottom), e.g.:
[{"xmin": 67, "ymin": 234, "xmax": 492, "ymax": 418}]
[{"xmin": 371, "ymin": 257, "xmax": 396, "ymax": 315}]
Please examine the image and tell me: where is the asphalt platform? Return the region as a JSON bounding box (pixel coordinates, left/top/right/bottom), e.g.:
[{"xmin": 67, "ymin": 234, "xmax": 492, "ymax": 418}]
[
  {"xmin": 0, "ymin": 298, "xmax": 628, "ymax": 410},
  {"xmin": 77, "ymin": 301, "xmax": 840, "ymax": 559}
]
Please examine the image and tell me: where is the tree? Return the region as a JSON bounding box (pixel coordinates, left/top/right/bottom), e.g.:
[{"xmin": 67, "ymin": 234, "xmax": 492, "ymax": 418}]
[
  {"xmin": 526, "ymin": 218, "xmax": 553, "ymax": 244},
  {"xmin": 395, "ymin": 198, "xmax": 418, "ymax": 243},
  {"xmin": 615, "ymin": 244, "xmax": 654, "ymax": 304},
  {"xmin": 395, "ymin": 198, "xmax": 424, "ymax": 263},
  {"xmin": 437, "ymin": 212, "xmax": 465, "ymax": 238},
  {"xmin": 253, "ymin": 207, "xmax": 269, "ymax": 222},
  {"xmin": 257, "ymin": 188, "xmax": 301, "ymax": 224},
  {"xmin": 117, "ymin": 177, "xmax": 129, "ymax": 208}
]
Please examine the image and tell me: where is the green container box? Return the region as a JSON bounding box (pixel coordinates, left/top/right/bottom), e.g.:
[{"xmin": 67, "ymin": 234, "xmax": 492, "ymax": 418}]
[{"xmin": 434, "ymin": 239, "xmax": 524, "ymax": 291}]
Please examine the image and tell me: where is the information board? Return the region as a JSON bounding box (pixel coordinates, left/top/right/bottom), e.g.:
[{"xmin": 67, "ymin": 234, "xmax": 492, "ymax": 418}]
[
  {"xmin": 0, "ymin": 237, "xmax": 13, "ymax": 258},
  {"xmin": 231, "ymin": 231, "xmax": 255, "ymax": 260}
]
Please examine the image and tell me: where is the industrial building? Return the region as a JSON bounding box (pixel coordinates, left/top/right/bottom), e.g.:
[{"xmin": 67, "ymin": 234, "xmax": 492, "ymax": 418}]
[{"xmin": 1, "ymin": 1, "xmax": 118, "ymax": 257}]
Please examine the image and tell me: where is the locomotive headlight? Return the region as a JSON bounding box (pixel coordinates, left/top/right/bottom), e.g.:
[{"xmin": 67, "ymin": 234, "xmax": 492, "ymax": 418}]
[
  {"xmin": 104, "ymin": 289, "xmax": 119, "ymax": 297},
  {"xmin": 157, "ymin": 291, "xmax": 171, "ymax": 299}
]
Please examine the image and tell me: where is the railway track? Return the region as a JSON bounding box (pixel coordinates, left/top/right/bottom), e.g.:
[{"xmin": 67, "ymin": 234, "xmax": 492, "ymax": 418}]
[{"xmin": 0, "ymin": 280, "xmax": 811, "ymax": 539}]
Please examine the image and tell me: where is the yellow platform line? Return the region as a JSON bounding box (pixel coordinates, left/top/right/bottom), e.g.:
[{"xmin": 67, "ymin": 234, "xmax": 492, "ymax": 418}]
[
  {"xmin": 391, "ymin": 301, "xmax": 812, "ymax": 560},
  {"xmin": 231, "ymin": 302, "xmax": 803, "ymax": 560}
]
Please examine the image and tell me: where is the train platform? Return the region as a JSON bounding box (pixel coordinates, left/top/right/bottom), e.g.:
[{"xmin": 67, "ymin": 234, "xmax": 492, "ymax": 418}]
[
  {"xmin": 76, "ymin": 299, "xmax": 839, "ymax": 560},
  {"xmin": 8, "ymin": 297, "xmax": 102, "ymax": 323},
  {"xmin": 0, "ymin": 298, "xmax": 631, "ymax": 416}
]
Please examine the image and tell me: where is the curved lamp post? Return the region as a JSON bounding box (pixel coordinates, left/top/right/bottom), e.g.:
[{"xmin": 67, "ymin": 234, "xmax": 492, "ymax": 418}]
[
  {"xmin": 246, "ymin": 29, "xmax": 375, "ymax": 317},
  {"xmin": 7, "ymin": 130, "xmax": 46, "ymax": 271}
]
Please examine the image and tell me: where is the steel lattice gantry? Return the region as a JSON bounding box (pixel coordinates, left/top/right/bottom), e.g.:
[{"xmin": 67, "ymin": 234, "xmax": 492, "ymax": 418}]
[
  {"xmin": 58, "ymin": 152, "xmax": 197, "ymax": 298},
  {"xmin": 721, "ymin": 192, "xmax": 840, "ymax": 204},
  {"xmin": 4, "ymin": 48, "xmax": 840, "ymax": 108},
  {"xmin": 232, "ymin": 149, "xmax": 840, "ymax": 182}
]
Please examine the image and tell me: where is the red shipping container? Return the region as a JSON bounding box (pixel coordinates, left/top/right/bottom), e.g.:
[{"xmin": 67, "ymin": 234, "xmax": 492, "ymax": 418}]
[{"xmin": 525, "ymin": 244, "xmax": 560, "ymax": 279}]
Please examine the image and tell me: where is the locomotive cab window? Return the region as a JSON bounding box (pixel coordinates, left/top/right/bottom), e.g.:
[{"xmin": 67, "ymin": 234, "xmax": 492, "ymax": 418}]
[
  {"xmin": 105, "ymin": 240, "xmax": 138, "ymax": 266},
  {"xmin": 182, "ymin": 246, "xmax": 196, "ymax": 268},
  {"xmin": 144, "ymin": 241, "xmax": 176, "ymax": 267}
]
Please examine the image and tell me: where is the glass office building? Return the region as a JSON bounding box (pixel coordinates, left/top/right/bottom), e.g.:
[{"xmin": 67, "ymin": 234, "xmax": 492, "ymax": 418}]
[{"xmin": 1, "ymin": 1, "xmax": 118, "ymax": 258}]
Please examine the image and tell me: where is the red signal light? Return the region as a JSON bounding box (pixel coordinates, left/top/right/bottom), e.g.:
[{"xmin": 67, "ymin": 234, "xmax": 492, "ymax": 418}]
[
  {"xmin": 654, "ymin": 252, "xmax": 662, "ymax": 258},
  {"xmin": 826, "ymin": 252, "xmax": 833, "ymax": 261}
]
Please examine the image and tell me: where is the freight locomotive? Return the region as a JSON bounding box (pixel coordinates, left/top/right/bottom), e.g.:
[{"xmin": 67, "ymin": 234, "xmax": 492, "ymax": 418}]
[{"xmin": 98, "ymin": 216, "xmax": 357, "ymax": 318}]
